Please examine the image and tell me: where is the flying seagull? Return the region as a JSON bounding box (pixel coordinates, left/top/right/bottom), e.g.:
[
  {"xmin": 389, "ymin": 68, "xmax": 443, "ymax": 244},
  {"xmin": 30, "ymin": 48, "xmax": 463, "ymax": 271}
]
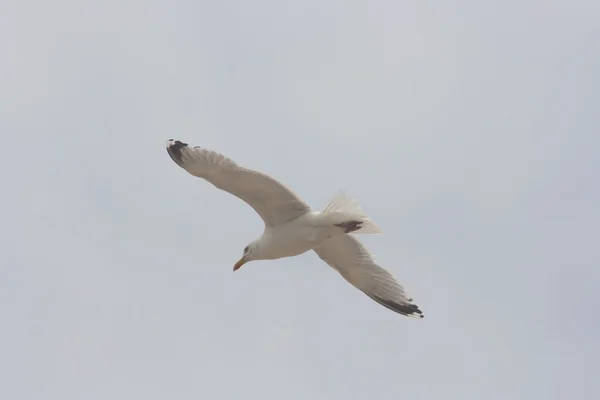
[{"xmin": 166, "ymin": 139, "xmax": 424, "ymax": 318}]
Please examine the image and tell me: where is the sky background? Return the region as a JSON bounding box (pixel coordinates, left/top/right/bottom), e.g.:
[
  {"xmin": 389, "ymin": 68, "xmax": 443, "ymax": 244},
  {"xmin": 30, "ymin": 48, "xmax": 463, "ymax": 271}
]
[{"xmin": 1, "ymin": 1, "xmax": 599, "ymax": 399}]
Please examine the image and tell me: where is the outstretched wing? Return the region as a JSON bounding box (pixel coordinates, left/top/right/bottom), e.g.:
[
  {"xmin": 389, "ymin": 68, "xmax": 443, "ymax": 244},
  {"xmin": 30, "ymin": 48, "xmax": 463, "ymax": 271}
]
[
  {"xmin": 166, "ymin": 139, "xmax": 311, "ymax": 227},
  {"xmin": 314, "ymin": 235, "xmax": 424, "ymax": 318}
]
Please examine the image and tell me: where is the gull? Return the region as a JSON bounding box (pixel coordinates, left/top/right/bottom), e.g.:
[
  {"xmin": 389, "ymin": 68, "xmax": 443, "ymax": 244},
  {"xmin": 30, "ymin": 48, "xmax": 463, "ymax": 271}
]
[{"xmin": 166, "ymin": 139, "xmax": 424, "ymax": 318}]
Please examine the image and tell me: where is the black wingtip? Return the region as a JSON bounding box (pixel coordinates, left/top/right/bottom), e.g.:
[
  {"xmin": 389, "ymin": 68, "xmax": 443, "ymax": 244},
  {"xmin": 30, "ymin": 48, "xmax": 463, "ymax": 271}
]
[
  {"xmin": 166, "ymin": 139, "xmax": 189, "ymax": 167},
  {"xmin": 413, "ymin": 303, "xmax": 424, "ymax": 318},
  {"xmin": 368, "ymin": 295, "xmax": 425, "ymax": 319},
  {"xmin": 404, "ymin": 302, "xmax": 424, "ymax": 319}
]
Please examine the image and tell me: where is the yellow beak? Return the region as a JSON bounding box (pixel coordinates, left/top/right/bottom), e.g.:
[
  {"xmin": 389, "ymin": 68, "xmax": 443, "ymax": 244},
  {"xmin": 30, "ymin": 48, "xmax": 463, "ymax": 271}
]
[{"xmin": 233, "ymin": 255, "xmax": 247, "ymax": 271}]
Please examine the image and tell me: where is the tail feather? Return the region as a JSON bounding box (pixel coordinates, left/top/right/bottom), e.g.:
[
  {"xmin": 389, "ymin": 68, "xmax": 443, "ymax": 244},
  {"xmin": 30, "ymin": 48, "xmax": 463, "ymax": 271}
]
[{"xmin": 322, "ymin": 191, "xmax": 382, "ymax": 234}]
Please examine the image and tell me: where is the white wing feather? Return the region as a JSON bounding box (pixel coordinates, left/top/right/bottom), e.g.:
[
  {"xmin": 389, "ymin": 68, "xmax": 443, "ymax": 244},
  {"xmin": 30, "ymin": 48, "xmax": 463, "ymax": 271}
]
[
  {"xmin": 314, "ymin": 235, "xmax": 424, "ymax": 318},
  {"xmin": 166, "ymin": 139, "xmax": 311, "ymax": 227}
]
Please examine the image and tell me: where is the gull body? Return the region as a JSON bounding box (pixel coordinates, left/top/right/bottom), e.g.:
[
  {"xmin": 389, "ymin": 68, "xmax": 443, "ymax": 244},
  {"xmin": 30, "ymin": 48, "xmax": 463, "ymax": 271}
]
[
  {"xmin": 246, "ymin": 211, "xmax": 364, "ymax": 262},
  {"xmin": 166, "ymin": 139, "xmax": 424, "ymax": 318},
  {"xmin": 249, "ymin": 212, "xmax": 332, "ymax": 260}
]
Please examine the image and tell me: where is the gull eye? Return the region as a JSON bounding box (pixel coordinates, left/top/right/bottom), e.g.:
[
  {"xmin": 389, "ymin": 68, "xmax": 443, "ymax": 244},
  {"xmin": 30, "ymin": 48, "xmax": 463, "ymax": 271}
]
[{"xmin": 244, "ymin": 246, "xmax": 249, "ymax": 254}]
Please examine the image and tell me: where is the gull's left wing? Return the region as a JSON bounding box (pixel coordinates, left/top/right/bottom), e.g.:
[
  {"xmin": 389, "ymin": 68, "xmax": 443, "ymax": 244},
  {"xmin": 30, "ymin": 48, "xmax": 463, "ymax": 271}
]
[{"xmin": 166, "ymin": 139, "xmax": 312, "ymax": 227}]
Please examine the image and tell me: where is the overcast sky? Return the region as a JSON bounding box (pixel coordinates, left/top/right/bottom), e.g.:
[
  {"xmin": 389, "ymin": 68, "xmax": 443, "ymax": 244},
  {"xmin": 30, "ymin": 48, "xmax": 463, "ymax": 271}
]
[{"xmin": 1, "ymin": 1, "xmax": 599, "ymax": 399}]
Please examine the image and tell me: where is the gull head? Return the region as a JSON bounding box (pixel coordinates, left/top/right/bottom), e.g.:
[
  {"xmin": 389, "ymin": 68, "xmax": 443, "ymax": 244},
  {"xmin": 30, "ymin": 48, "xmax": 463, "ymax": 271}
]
[{"xmin": 233, "ymin": 241, "xmax": 258, "ymax": 271}]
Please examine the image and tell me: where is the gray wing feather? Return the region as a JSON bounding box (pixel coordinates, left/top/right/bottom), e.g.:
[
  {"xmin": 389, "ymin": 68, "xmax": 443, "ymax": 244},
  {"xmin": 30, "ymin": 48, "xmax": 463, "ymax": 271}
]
[
  {"xmin": 166, "ymin": 140, "xmax": 311, "ymax": 227},
  {"xmin": 314, "ymin": 235, "xmax": 424, "ymax": 318}
]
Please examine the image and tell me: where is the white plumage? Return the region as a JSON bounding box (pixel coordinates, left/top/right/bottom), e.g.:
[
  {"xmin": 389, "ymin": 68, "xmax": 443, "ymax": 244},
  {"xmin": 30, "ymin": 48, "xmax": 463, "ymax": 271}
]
[{"xmin": 166, "ymin": 139, "xmax": 424, "ymax": 318}]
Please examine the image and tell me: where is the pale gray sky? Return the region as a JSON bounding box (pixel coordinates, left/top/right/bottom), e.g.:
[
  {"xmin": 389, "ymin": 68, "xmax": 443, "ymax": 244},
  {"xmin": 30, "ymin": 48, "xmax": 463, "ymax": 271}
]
[{"xmin": 1, "ymin": 1, "xmax": 599, "ymax": 399}]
